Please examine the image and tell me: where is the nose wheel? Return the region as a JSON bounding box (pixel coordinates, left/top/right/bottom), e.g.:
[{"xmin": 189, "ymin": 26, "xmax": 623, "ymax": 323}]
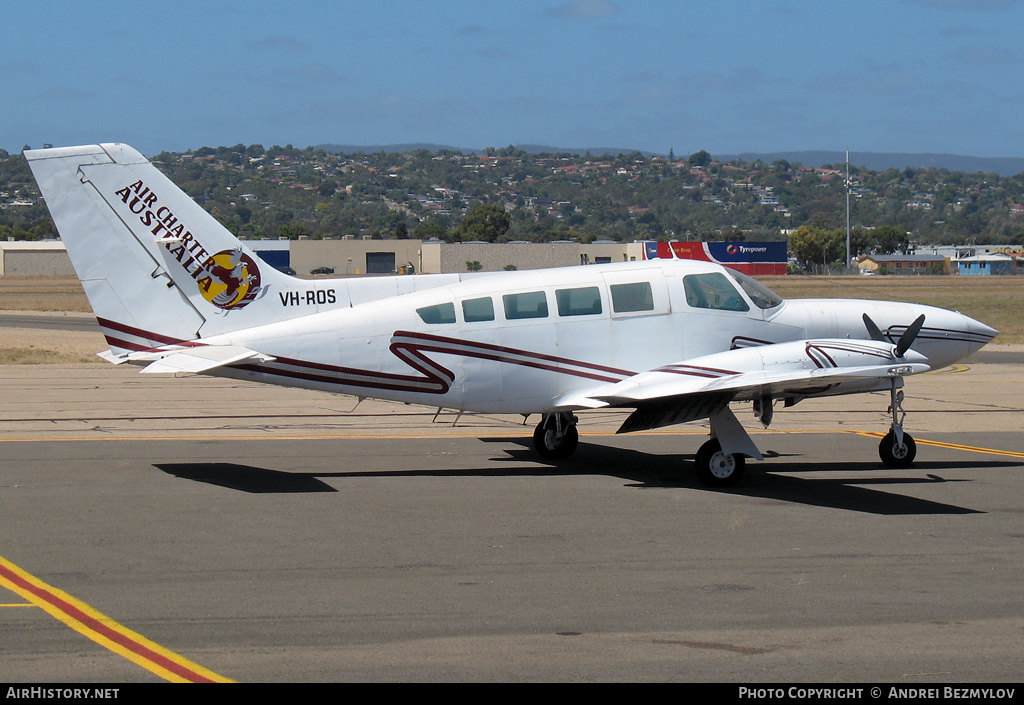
[
  {"xmin": 879, "ymin": 380, "xmax": 917, "ymax": 468},
  {"xmin": 879, "ymin": 430, "xmax": 916, "ymax": 467}
]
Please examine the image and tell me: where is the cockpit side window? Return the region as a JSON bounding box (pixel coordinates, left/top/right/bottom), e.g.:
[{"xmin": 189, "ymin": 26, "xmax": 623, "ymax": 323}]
[
  {"xmin": 683, "ymin": 273, "xmax": 750, "ymax": 312},
  {"xmin": 416, "ymin": 302, "xmax": 457, "ymax": 324}
]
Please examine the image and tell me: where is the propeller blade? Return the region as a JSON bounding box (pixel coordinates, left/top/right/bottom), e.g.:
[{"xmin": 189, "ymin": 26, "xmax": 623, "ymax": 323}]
[
  {"xmin": 895, "ymin": 314, "xmax": 926, "ymax": 357},
  {"xmin": 862, "ymin": 313, "xmax": 886, "ymax": 342}
]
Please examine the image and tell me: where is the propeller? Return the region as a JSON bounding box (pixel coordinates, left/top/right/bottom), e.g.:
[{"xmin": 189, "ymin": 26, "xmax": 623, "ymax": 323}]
[
  {"xmin": 895, "ymin": 314, "xmax": 926, "ymax": 357},
  {"xmin": 862, "ymin": 313, "xmax": 885, "ymax": 342},
  {"xmin": 863, "ymin": 313, "xmax": 926, "ymax": 358}
]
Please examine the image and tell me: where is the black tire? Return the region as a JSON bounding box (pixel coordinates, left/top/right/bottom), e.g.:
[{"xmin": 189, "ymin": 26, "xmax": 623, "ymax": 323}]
[
  {"xmin": 879, "ymin": 430, "xmax": 917, "ymax": 468},
  {"xmin": 694, "ymin": 438, "xmax": 745, "ymax": 487},
  {"xmin": 533, "ymin": 419, "xmax": 579, "ymax": 460}
]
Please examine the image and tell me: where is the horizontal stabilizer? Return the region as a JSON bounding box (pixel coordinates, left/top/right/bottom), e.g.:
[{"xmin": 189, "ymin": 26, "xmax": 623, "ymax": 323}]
[
  {"xmin": 97, "ymin": 349, "xmax": 128, "ymax": 365},
  {"xmin": 133, "ymin": 345, "xmax": 275, "ymax": 374}
]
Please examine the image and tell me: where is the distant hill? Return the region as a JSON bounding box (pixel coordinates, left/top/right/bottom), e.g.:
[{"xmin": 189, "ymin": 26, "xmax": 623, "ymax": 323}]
[
  {"xmin": 714, "ymin": 151, "xmax": 1024, "ymax": 177},
  {"xmin": 316, "ymin": 143, "xmax": 470, "ymax": 154},
  {"xmin": 316, "ymin": 143, "xmax": 1024, "ymax": 176},
  {"xmin": 512, "ymin": 145, "xmax": 662, "ymax": 158},
  {"xmin": 315, "ymin": 143, "xmax": 661, "ymax": 158}
]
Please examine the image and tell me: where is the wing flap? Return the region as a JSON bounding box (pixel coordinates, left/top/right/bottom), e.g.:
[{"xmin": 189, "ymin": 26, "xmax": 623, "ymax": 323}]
[{"xmin": 616, "ymin": 392, "xmax": 734, "ymax": 434}]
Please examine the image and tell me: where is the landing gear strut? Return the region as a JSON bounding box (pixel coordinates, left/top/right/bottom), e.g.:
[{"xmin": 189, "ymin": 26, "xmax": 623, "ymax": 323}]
[
  {"xmin": 879, "ymin": 379, "xmax": 916, "ymax": 468},
  {"xmin": 533, "ymin": 412, "xmax": 579, "ymax": 460}
]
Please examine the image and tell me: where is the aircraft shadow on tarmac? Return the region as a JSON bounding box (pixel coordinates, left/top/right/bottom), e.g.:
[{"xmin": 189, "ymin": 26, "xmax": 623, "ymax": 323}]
[
  {"xmin": 486, "ymin": 440, "xmax": 1008, "ymax": 516},
  {"xmin": 154, "ymin": 438, "xmax": 1021, "ymax": 515},
  {"xmin": 155, "ymin": 463, "xmax": 339, "ymax": 494}
]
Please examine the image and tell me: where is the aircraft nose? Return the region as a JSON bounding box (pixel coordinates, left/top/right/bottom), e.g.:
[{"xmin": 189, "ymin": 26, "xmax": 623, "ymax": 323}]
[
  {"xmin": 963, "ymin": 314, "xmax": 998, "ymax": 351},
  {"xmin": 903, "ymin": 306, "xmax": 997, "ymax": 367}
]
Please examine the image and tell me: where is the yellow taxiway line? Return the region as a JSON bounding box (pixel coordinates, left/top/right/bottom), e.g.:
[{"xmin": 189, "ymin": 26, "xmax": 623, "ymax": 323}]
[
  {"xmin": 0, "ymin": 554, "xmax": 233, "ymax": 683},
  {"xmin": 848, "ymin": 431, "xmax": 1024, "ymax": 459}
]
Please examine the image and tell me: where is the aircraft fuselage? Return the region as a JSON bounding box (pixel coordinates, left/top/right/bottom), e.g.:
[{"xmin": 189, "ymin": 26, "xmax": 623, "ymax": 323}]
[{"xmin": 186, "ymin": 259, "xmax": 993, "ymax": 415}]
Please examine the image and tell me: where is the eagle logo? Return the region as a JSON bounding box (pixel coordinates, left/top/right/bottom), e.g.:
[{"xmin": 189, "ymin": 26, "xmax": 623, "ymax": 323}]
[{"xmin": 196, "ymin": 247, "xmax": 262, "ymax": 310}]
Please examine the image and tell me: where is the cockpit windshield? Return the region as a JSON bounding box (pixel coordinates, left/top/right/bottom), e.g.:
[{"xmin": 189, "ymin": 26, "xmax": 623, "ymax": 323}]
[{"xmin": 724, "ymin": 269, "xmax": 785, "ymax": 310}]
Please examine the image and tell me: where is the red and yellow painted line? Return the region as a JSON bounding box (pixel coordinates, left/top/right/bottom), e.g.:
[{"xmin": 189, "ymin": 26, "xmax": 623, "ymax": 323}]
[
  {"xmin": 0, "ymin": 554, "xmax": 233, "ymax": 683},
  {"xmin": 849, "ymin": 431, "xmax": 1024, "ymax": 460}
]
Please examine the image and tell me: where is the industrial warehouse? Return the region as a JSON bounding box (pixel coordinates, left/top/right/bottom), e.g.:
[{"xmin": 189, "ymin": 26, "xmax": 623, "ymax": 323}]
[{"xmin": 4, "ymin": 237, "xmax": 1024, "ymax": 278}]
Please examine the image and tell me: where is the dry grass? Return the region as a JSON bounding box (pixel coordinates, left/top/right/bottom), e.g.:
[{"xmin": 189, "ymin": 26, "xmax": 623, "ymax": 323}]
[
  {"xmin": 0, "ymin": 346, "xmax": 99, "ymax": 365},
  {"xmin": 0, "ymin": 277, "xmax": 103, "ymax": 363},
  {"xmin": 762, "ymin": 275, "xmax": 1021, "ymax": 345},
  {"xmin": 0, "ymin": 276, "xmax": 92, "ymax": 312}
]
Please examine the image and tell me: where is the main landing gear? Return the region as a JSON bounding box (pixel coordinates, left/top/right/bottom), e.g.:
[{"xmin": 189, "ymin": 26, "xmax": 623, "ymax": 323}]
[
  {"xmin": 694, "ymin": 437, "xmax": 746, "ymax": 487},
  {"xmin": 878, "ymin": 379, "xmax": 917, "ymax": 468},
  {"xmin": 693, "ymin": 406, "xmax": 763, "ymax": 488},
  {"xmin": 533, "ymin": 412, "xmax": 579, "ymax": 460},
  {"xmin": 529, "ymin": 378, "xmax": 919, "ymax": 484}
]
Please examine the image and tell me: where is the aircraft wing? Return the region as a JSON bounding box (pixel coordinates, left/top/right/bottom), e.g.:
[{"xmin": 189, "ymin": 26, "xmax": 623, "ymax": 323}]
[{"xmin": 573, "ymin": 338, "xmax": 931, "ymax": 434}]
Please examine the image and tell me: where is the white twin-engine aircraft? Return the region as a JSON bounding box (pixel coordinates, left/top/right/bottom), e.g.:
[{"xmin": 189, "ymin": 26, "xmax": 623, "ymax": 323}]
[{"xmin": 26, "ymin": 144, "xmax": 997, "ymax": 486}]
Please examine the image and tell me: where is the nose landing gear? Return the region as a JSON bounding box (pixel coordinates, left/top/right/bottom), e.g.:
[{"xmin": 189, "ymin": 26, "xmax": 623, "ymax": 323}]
[{"xmin": 879, "ymin": 379, "xmax": 917, "ymax": 468}]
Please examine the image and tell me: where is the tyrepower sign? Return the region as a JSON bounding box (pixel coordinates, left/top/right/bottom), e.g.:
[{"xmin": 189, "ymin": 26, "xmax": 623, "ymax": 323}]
[{"xmin": 643, "ymin": 241, "xmax": 787, "ymax": 275}]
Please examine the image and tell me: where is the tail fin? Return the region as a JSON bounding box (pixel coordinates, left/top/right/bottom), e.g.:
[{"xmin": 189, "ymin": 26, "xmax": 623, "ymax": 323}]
[{"xmin": 25, "ymin": 144, "xmax": 299, "ymax": 354}]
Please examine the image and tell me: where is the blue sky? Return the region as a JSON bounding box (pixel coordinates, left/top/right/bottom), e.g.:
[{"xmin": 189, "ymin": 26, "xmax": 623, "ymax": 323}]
[{"xmin": 4, "ymin": 0, "xmax": 1023, "ymax": 158}]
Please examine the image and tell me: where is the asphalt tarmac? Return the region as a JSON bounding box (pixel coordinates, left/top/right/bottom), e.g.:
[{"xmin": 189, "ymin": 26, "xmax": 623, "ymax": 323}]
[{"xmin": 1, "ymin": 357, "xmax": 1022, "ymax": 683}]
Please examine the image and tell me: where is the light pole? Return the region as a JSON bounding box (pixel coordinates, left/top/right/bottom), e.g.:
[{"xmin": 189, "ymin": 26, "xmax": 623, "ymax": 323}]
[{"xmin": 846, "ymin": 150, "xmax": 851, "ymax": 273}]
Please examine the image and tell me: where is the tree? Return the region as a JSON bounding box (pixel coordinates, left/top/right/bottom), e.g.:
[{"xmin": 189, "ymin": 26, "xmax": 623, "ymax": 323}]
[
  {"xmin": 869, "ymin": 225, "xmax": 910, "ymax": 255},
  {"xmin": 454, "ymin": 203, "xmax": 510, "ymax": 242},
  {"xmin": 414, "ymin": 221, "xmax": 449, "ymax": 241},
  {"xmin": 278, "ymin": 223, "xmax": 309, "ymax": 239},
  {"xmin": 789, "ymin": 225, "xmax": 844, "ymax": 269},
  {"xmin": 689, "ymin": 150, "xmax": 712, "ymax": 167}
]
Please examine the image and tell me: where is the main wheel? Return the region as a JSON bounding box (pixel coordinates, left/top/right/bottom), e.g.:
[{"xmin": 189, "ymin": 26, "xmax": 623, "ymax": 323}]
[
  {"xmin": 694, "ymin": 438, "xmax": 745, "ymax": 487},
  {"xmin": 879, "ymin": 430, "xmax": 916, "ymax": 468},
  {"xmin": 533, "ymin": 418, "xmax": 579, "ymax": 460}
]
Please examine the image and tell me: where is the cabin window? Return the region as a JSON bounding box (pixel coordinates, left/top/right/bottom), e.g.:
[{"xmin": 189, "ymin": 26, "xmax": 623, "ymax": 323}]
[
  {"xmin": 503, "ymin": 291, "xmax": 548, "ymax": 320},
  {"xmin": 609, "ymin": 282, "xmax": 654, "ymax": 313},
  {"xmin": 555, "ymin": 286, "xmax": 602, "ymax": 316},
  {"xmin": 462, "ymin": 297, "xmax": 495, "ymax": 322},
  {"xmin": 683, "ymin": 273, "xmax": 750, "ymax": 312},
  {"xmin": 416, "ymin": 302, "xmax": 456, "ymax": 324}
]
